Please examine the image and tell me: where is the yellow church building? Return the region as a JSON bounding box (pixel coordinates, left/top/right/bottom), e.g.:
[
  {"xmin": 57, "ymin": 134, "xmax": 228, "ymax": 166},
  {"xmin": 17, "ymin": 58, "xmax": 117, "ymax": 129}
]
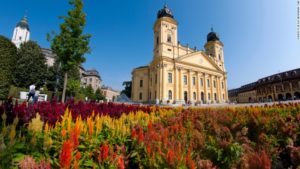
[{"xmin": 131, "ymin": 5, "xmax": 228, "ymax": 104}]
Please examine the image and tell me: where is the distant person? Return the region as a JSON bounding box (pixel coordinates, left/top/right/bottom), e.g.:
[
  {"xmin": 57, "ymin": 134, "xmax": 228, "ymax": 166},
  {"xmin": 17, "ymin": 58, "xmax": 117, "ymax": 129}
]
[
  {"xmin": 33, "ymin": 90, "xmax": 40, "ymax": 103},
  {"xmin": 27, "ymin": 84, "xmax": 36, "ymax": 102}
]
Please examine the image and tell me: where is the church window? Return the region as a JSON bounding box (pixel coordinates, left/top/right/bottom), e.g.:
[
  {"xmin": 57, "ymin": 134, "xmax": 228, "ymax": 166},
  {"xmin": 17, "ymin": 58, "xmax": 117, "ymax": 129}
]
[
  {"xmin": 168, "ymin": 73, "xmax": 172, "ymax": 83},
  {"xmin": 140, "ymin": 80, "xmax": 143, "ymax": 87},
  {"xmin": 193, "ymin": 92, "xmax": 196, "ymax": 100},
  {"xmin": 213, "ymin": 80, "xmax": 216, "ymax": 88},
  {"xmin": 207, "ymin": 79, "xmax": 210, "ymax": 87},
  {"xmin": 192, "ymin": 77, "xmax": 196, "ymax": 86},
  {"xmin": 167, "ymin": 34, "xmax": 172, "ymax": 43},
  {"xmin": 139, "ymin": 93, "xmax": 143, "ymax": 100},
  {"xmin": 168, "ymin": 90, "xmax": 172, "ymax": 100},
  {"xmin": 183, "ymin": 75, "xmax": 187, "ymax": 85},
  {"xmin": 200, "ymin": 78, "xmax": 203, "ymax": 87}
]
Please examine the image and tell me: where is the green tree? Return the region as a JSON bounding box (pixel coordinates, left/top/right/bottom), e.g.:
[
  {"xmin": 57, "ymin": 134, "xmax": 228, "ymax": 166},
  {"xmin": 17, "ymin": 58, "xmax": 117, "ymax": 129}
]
[
  {"xmin": 66, "ymin": 79, "xmax": 80, "ymax": 97},
  {"xmin": 85, "ymin": 85, "xmax": 95, "ymax": 101},
  {"xmin": 0, "ymin": 36, "xmax": 17, "ymax": 99},
  {"xmin": 49, "ymin": 0, "xmax": 90, "ymax": 103},
  {"xmin": 95, "ymin": 88, "xmax": 105, "ymax": 101},
  {"xmin": 121, "ymin": 81, "xmax": 132, "ymax": 98},
  {"xmin": 13, "ymin": 41, "xmax": 47, "ymax": 88}
]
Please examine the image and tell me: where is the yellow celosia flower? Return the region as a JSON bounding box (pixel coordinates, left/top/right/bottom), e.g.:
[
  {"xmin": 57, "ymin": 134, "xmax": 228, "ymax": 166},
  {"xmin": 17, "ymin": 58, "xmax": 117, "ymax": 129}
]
[{"xmin": 28, "ymin": 113, "xmax": 44, "ymax": 133}]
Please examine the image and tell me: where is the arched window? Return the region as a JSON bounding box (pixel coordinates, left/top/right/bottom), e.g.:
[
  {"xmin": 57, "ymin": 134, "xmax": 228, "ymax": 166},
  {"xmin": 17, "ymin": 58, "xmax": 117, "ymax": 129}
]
[
  {"xmin": 167, "ymin": 34, "xmax": 172, "ymax": 43},
  {"xmin": 168, "ymin": 90, "xmax": 172, "ymax": 100}
]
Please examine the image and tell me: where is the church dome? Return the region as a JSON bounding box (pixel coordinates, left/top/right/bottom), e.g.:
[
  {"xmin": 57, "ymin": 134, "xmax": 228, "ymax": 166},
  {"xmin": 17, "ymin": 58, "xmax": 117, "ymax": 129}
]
[
  {"xmin": 16, "ymin": 16, "xmax": 29, "ymax": 31},
  {"xmin": 207, "ymin": 28, "xmax": 220, "ymax": 42},
  {"xmin": 157, "ymin": 5, "xmax": 174, "ymax": 19}
]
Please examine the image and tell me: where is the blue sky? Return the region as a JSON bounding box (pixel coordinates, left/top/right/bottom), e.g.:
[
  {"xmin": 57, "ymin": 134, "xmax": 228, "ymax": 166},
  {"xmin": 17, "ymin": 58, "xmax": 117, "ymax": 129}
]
[{"xmin": 1, "ymin": 0, "xmax": 299, "ymax": 90}]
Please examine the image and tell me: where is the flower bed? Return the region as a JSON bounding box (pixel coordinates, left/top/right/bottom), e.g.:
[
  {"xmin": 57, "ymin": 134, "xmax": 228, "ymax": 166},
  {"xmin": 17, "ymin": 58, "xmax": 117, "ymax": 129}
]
[{"xmin": 1, "ymin": 102, "xmax": 300, "ymax": 168}]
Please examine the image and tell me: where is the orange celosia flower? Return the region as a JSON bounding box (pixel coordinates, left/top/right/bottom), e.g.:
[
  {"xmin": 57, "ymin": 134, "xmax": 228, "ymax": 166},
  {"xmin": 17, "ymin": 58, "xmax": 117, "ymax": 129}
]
[
  {"xmin": 61, "ymin": 129, "xmax": 67, "ymax": 138},
  {"xmin": 117, "ymin": 156, "xmax": 125, "ymax": 169},
  {"xmin": 60, "ymin": 140, "xmax": 73, "ymax": 169},
  {"xmin": 70, "ymin": 125, "xmax": 80, "ymax": 149}
]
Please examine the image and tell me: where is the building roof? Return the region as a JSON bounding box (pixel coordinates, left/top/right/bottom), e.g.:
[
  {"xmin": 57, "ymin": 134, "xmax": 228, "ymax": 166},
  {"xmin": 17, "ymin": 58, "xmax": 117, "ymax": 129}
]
[
  {"xmin": 83, "ymin": 69, "xmax": 102, "ymax": 80},
  {"xmin": 16, "ymin": 16, "xmax": 29, "ymax": 31},
  {"xmin": 256, "ymin": 68, "xmax": 300, "ymax": 86},
  {"xmin": 157, "ymin": 5, "xmax": 174, "ymax": 19},
  {"xmin": 41, "ymin": 48, "xmax": 56, "ymax": 58},
  {"xmin": 101, "ymin": 86, "xmax": 120, "ymax": 93},
  {"xmin": 207, "ymin": 28, "xmax": 220, "ymax": 42},
  {"xmin": 230, "ymin": 68, "xmax": 300, "ymax": 95}
]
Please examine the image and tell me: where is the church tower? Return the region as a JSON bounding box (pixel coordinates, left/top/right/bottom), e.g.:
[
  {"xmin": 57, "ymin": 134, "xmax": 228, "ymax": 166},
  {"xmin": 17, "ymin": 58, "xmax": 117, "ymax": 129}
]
[
  {"xmin": 204, "ymin": 28, "xmax": 225, "ymax": 71},
  {"xmin": 12, "ymin": 16, "xmax": 30, "ymax": 48},
  {"xmin": 153, "ymin": 5, "xmax": 178, "ymax": 58}
]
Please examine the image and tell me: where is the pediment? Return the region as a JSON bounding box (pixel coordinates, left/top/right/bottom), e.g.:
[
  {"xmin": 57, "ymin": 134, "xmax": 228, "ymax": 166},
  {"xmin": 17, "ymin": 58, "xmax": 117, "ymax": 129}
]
[{"xmin": 176, "ymin": 51, "xmax": 221, "ymax": 71}]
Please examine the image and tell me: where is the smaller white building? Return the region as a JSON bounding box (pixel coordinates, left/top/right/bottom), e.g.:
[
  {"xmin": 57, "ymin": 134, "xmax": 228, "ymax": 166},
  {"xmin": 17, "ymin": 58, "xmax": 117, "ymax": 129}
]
[{"xmin": 12, "ymin": 16, "xmax": 30, "ymax": 48}]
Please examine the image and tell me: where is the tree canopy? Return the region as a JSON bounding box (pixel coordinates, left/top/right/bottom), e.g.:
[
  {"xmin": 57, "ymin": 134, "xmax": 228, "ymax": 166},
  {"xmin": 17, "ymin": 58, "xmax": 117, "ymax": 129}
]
[
  {"xmin": 49, "ymin": 0, "xmax": 91, "ymax": 102},
  {"xmin": 13, "ymin": 41, "xmax": 47, "ymax": 88},
  {"xmin": 0, "ymin": 35, "xmax": 17, "ymax": 99}
]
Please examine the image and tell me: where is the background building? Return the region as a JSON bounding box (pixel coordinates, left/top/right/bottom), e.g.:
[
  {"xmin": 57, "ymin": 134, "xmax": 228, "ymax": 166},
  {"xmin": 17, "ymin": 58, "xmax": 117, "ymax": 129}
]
[
  {"xmin": 79, "ymin": 67, "xmax": 102, "ymax": 91},
  {"xmin": 131, "ymin": 6, "xmax": 228, "ymax": 104},
  {"xmin": 11, "ymin": 16, "xmax": 103, "ymax": 92},
  {"xmin": 101, "ymin": 86, "xmax": 120, "ymax": 102},
  {"xmin": 41, "ymin": 48, "xmax": 55, "ymax": 67},
  {"xmin": 229, "ymin": 68, "xmax": 300, "ymax": 103}
]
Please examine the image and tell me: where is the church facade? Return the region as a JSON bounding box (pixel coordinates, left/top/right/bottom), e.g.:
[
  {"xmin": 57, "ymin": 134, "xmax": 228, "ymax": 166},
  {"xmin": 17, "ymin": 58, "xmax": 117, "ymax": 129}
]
[{"xmin": 131, "ymin": 6, "xmax": 228, "ymax": 104}]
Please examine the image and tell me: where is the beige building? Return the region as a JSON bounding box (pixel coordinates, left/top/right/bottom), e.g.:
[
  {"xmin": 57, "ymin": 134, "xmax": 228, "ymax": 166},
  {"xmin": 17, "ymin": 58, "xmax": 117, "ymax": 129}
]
[
  {"xmin": 41, "ymin": 48, "xmax": 55, "ymax": 67},
  {"xmin": 131, "ymin": 6, "xmax": 228, "ymax": 104},
  {"xmin": 228, "ymin": 68, "xmax": 300, "ymax": 103},
  {"xmin": 101, "ymin": 86, "xmax": 120, "ymax": 102},
  {"xmin": 79, "ymin": 66, "xmax": 102, "ymax": 91}
]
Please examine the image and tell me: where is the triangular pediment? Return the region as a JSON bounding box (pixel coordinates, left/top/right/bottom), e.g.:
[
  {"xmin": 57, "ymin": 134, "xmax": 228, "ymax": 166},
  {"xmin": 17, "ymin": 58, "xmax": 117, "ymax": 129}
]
[{"xmin": 176, "ymin": 51, "xmax": 221, "ymax": 71}]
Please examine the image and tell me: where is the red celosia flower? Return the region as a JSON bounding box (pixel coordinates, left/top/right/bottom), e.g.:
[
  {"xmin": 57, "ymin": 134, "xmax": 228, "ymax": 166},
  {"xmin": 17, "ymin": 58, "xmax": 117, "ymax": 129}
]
[
  {"xmin": 248, "ymin": 150, "xmax": 271, "ymax": 169},
  {"xmin": 166, "ymin": 150, "xmax": 175, "ymax": 165},
  {"xmin": 60, "ymin": 140, "xmax": 73, "ymax": 169},
  {"xmin": 98, "ymin": 144, "xmax": 110, "ymax": 162},
  {"xmin": 75, "ymin": 151, "xmax": 81, "ymax": 161},
  {"xmin": 117, "ymin": 156, "xmax": 125, "ymax": 169},
  {"xmin": 148, "ymin": 121, "xmax": 153, "ymax": 130},
  {"xmin": 138, "ymin": 128, "xmax": 144, "ymax": 144},
  {"xmin": 131, "ymin": 128, "xmax": 137, "ymax": 139}
]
